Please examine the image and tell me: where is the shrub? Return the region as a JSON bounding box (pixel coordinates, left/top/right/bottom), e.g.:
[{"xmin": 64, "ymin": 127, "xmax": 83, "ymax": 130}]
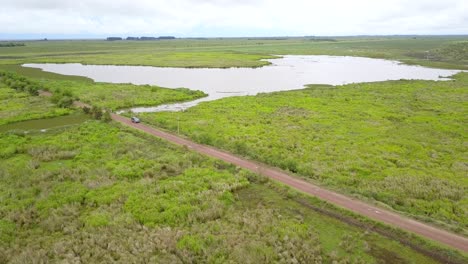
[
  {"xmin": 51, "ymin": 89, "xmax": 75, "ymax": 108},
  {"xmin": 57, "ymin": 96, "xmax": 73, "ymax": 108},
  {"xmin": 0, "ymin": 71, "xmax": 43, "ymax": 96}
]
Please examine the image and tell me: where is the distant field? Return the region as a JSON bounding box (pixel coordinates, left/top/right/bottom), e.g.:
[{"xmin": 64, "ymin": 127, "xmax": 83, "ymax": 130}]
[
  {"xmin": 0, "ymin": 36, "xmax": 467, "ymax": 70},
  {"xmin": 141, "ymin": 72, "xmax": 468, "ymax": 234}
]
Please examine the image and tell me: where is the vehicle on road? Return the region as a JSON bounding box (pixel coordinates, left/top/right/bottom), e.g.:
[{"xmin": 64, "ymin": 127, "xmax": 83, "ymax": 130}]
[{"xmin": 131, "ymin": 116, "xmax": 140, "ymax": 123}]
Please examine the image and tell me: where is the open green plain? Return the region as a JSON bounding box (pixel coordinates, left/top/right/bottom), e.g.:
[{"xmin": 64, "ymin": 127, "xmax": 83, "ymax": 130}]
[
  {"xmin": 0, "ymin": 36, "xmax": 467, "ymax": 262},
  {"xmin": 0, "ymin": 87, "xmax": 452, "ymax": 263},
  {"xmin": 0, "ymin": 36, "xmax": 467, "ymax": 69}
]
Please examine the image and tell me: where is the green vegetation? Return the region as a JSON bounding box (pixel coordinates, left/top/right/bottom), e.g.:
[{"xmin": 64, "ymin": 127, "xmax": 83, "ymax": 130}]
[
  {"xmin": 1, "ymin": 36, "xmax": 467, "ymax": 261},
  {"xmin": 0, "ymin": 37, "xmax": 467, "ymax": 70},
  {"xmin": 0, "ymin": 71, "xmax": 44, "ymax": 96},
  {"xmin": 1, "ymin": 68, "xmax": 206, "ymax": 112},
  {"xmin": 40, "ymin": 79, "xmax": 206, "ymax": 110},
  {"xmin": 24, "ymin": 51, "xmax": 275, "ymax": 68},
  {"xmin": 0, "ymin": 113, "xmax": 89, "ymax": 134},
  {"xmin": 0, "ymin": 68, "xmax": 204, "ymax": 132},
  {"xmin": 1, "ymin": 120, "xmax": 452, "ymax": 263},
  {"xmin": 141, "ymin": 72, "xmax": 468, "ymax": 233},
  {"xmin": 0, "ymin": 64, "xmax": 92, "ymax": 82},
  {"xmin": 82, "ymin": 106, "xmax": 111, "ymax": 122},
  {"xmin": 431, "ymin": 41, "xmax": 468, "ymax": 62},
  {"xmin": 49, "ymin": 87, "xmax": 75, "ymax": 108},
  {"xmin": 0, "ymin": 43, "xmax": 25, "ymax": 48},
  {"xmin": 0, "ymin": 78, "xmax": 71, "ymax": 126}
]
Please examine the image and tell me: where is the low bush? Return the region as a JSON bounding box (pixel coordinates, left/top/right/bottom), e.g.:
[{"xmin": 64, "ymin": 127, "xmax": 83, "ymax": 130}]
[{"xmin": 0, "ymin": 71, "xmax": 42, "ymax": 96}]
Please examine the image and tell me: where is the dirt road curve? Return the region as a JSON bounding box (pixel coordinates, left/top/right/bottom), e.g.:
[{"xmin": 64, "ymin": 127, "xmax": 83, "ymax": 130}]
[{"xmin": 112, "ymin": 113, "xmax": 468, "ymax": 252}]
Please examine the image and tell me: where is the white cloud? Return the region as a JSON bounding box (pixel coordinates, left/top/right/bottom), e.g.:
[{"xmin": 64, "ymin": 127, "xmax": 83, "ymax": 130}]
[{"xmin": 0, "ymin": 0, "xmax": 467, "ymax": 37}]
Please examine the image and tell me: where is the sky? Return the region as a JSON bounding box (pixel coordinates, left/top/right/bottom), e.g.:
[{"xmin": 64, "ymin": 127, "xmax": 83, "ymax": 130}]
[{"xmin": 1, "ymin": 0, "xmax": 467, "ymax": 39}]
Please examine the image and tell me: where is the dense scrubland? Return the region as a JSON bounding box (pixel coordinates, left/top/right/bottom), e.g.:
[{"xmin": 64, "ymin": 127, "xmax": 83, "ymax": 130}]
[
  {"xmin": 0, "ymin": 119, "xmax": 449, "ymax": 263},
  {"xmin": 141, "ymin": 72, "xmax": 468, "ymax": 233}
]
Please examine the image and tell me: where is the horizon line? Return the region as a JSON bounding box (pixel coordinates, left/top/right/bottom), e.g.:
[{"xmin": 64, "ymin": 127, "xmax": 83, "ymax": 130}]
[{"xmin": 1, "ymin": 34, "xmax": 468, "ymax": 41}]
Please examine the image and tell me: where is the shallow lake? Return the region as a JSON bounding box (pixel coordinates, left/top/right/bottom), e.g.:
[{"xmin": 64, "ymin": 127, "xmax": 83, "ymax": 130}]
[
  {"xmin": 24, "ymin": 56, "xmax": 462, "ymax": 112},
  {"xmin": 0, "ymin": 113, "xmax": 89, "ymax": 133}
]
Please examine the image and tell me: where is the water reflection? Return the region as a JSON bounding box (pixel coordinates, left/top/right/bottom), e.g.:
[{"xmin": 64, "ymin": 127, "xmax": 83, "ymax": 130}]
[{"xmin": 24, "ymin": 55, "xmax": 462, "ymax": 112}]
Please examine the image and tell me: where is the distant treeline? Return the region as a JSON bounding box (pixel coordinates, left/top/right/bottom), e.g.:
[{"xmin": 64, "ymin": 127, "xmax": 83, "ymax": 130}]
[
  {"xmin": 305, "ymin": 37, "xmax": 337, "ymax": 42},
  {"xmin": 0, "ymin": 42, "xmax": 25, "ymax": 47},
  {"xmin": 247, "ymin": 38, "xmax": 288, "ymax": 40},
  {"xmin": 245, "ymin": 36, "xmax": 337, "ymax": 41},
  {"xmin": 106, "ymin": 36, "xmax": 176, "ymax": 41}
]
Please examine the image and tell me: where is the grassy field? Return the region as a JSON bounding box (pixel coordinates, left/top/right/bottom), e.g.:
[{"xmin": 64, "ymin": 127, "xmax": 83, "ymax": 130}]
[
  {"xmin": 39, "ymin": 79, "xmax": 206, "ymax": 110},
  {"xmin": 0, "ymin": 37, "xmax": 467, "ymax": 69},
  {"xmin": 140, "ymin": 72, "xmax": 468, "ymax": 234},
  {"xmin": 1, "ymin": 119, "xmax": 458, "ymax": 263},
  {"xmin": 0, "ymin": 82, "xmax": 71, "ymax": 125}
]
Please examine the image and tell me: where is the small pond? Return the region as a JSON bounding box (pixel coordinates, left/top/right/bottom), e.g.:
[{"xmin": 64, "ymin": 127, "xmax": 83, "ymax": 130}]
[
  {"xmin": 0, "ymin": 113, "xmax": 89, "ymax": 133},
  {"xmin": 24, "ymin": 56, "xmax": 462, "ymax": 112}
]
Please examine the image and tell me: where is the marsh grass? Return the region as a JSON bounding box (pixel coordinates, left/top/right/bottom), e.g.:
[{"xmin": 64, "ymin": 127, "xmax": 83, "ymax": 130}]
[
  {"xmin": 0, "ymin": 121, "xmax": 447, "ymax": 263},
  {"xmin": 142, "ymin": 73, "xmax": 468, "ymax": 232}
]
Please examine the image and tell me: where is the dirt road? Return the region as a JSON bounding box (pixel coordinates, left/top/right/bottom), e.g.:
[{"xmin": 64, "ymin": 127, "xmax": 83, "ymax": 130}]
[{"xmin": 111, "ymin": 113, "xmax": 468, "ymax": 252}]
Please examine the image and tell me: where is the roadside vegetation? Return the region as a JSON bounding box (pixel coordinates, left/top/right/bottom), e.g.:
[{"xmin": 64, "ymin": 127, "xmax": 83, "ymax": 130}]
[
  {"xmin": 0, "ymin": 74, "xmax": 71, "ymax": 125},
  {"xmin": 141, "ymin": 72, "xmax": 468, "ymax": 234},
  {"xmin": 0, "ymin": 120, "xmax": 452, "ymax": 263}
]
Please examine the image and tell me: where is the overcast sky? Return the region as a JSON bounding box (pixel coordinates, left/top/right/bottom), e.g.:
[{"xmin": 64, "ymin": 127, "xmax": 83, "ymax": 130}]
[{"xmin": 1, "ymin": 0, "xmax": 467, "ymax": 39}]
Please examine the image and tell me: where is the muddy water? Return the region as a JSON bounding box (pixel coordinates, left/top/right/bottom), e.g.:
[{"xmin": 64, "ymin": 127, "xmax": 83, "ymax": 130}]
[
  {"xmin": 24, "ymin": 56, "xmax": 462, "ymax": 112},
  {"xmin": 0, "ymin": 113, "xmax": 89, "ymax": 133}
]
